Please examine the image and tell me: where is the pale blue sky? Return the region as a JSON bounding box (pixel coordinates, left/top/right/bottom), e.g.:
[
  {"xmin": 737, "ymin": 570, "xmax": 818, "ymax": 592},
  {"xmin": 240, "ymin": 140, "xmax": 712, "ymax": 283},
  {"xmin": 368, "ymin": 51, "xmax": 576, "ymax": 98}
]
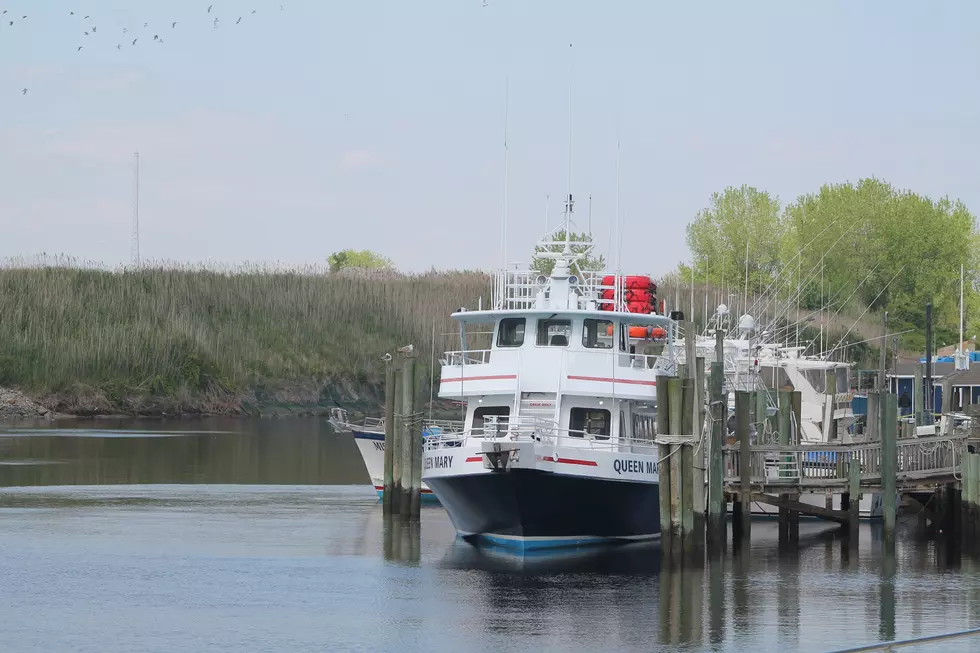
[{"xmin": 2, "ymin": 1, "xmax": 978, "ymax": 275}]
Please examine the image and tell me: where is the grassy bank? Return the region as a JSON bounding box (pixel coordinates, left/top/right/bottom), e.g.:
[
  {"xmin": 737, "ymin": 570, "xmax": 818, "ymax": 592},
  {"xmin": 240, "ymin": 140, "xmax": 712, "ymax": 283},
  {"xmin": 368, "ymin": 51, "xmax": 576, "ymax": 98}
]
[{"xmin": 0, "ymin": 265, "xmax": 489, "ymax": 416}]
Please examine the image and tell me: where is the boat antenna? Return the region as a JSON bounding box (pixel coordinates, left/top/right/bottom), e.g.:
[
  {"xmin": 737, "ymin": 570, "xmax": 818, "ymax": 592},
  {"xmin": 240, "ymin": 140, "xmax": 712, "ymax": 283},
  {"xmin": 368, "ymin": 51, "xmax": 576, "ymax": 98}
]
[
  {"xmin": 563, "ymin": 43, "xmax": 574, "ymax": 257},
  {"xmin": 501, "ymin": 78, "xmax": 509, "ymax": 271},
  {"xmin": 588, "ymin": 194, "xmax": 593, "ymax": 237}
]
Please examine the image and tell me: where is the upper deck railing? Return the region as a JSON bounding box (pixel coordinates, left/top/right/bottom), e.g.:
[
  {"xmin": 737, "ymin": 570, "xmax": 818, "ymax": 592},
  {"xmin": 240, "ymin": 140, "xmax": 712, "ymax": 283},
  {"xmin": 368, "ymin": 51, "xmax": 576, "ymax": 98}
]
[
  {"xmin": 491, "ymin": 268, "xmax": 655, "ymax": 313},
  {"xmin": 423, "ymin": 414, "xmax": 659, "ymax": 454}
]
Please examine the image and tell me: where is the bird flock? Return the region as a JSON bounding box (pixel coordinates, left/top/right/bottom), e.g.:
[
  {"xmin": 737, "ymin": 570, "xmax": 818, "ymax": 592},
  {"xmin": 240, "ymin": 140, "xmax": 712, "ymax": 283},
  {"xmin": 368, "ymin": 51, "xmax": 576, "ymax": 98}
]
[{"xmin": 5, "ymin": 3, "xmax": 287, "ymax": 96}]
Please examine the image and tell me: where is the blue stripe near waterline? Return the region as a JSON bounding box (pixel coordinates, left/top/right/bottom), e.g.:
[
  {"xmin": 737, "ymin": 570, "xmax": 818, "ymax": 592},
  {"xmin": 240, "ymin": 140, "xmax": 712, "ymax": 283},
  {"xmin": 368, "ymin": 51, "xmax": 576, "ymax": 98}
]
[
  {"xmin": 471, "ymin": 533, "xmax": 660, "ymax": 552},
  {"xmin": 374, "ymin": 489, "xmax": 441, "ymax": 504}
]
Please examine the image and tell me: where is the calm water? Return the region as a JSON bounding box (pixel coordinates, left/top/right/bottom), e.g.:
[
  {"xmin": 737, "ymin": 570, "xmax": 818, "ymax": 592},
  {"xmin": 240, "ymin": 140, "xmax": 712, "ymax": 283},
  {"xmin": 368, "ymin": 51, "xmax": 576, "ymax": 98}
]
[{"xmin": 0, "ymin": 418, "xmax": 978, "ymax": 652}]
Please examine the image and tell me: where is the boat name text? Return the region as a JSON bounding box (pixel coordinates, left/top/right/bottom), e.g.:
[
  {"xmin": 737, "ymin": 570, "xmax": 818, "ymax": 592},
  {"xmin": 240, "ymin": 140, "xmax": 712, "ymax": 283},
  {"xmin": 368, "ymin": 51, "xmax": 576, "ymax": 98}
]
[
  {"xmin": 613, "ymin": 459, "xmax": 655, "ymax": 475},
  {"xmin": 425, "ymin": 455, "xmax": 453, "ymax": 470}
]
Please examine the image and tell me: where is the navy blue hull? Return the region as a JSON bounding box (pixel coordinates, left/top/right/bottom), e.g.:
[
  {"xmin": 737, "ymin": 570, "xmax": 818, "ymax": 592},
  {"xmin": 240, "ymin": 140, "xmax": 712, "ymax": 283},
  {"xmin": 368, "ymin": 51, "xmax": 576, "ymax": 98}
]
[{"xmin": 425, "ymin": 470, "xmax": 661, "ymax": 550}]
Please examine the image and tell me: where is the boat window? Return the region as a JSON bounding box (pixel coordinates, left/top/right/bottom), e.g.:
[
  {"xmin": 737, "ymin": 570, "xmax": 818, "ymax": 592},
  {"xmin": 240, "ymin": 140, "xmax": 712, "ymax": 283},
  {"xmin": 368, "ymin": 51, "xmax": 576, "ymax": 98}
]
[
  {"xmin": 569, "ymin": 407, "xmax": 610, "ymax": 440},
  {"xmin": 582, "ymin": 319, "xmax": 614, "ymax": 349},
  {"xmin": 496, "ymin": 318, "xmax": 525, "ymax": 347},
  {"xmin": 473, "ymin": 406, "xmax": 510, "ymax": 433},
  {"xmin": 619, "ymin": 322, "xmax": 627, "ymax": 352},
  {"xmin": 536, "ymin": 319, "xmax": 572, "ymax": 347},
  {"xmin": 619, "ymin": 410, "xmax": 627, "ymax": 440}
]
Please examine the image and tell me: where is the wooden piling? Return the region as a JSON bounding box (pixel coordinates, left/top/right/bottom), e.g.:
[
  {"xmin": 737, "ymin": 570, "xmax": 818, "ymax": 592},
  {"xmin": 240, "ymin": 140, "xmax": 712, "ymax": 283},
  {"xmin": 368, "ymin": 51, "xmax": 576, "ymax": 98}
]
[
  {"xmin": 880, "ymin": 391, "xmax": 898, "ymax": 545},
  {"xmin": 735, "ymin": 391, "xmax": 752, "ymax": 542},
  {"xmin": 866, "ymin": 391, "xmax": 880, "ymax": 440},
  {"xmin": 382, "ymin": 359, "xmax": 396, "ymax": 515},
  {"xmin": 668, "ymin": 376, "xmax": 683, "ymax": 437},
  {"xmin": 657, "ymin": 375, "xmax": 672, "ymax": 539},
  {"xmin": 399, "ymin": 351, "xmax": 419, "ymax": 519},
  {"xmin": 390, "ymin": 363, "xmax": 404, "ymax": 515},
  {"xmin": 707, "ymin": 359, "xmax": 726, "ymax": 548},
  {"xmin": 848, "ymin": 458, "xmax": 860, "ymax": 540},
  {"xmin": 693, "ymin": 356, "xmax": 706, "ymax": 537}
]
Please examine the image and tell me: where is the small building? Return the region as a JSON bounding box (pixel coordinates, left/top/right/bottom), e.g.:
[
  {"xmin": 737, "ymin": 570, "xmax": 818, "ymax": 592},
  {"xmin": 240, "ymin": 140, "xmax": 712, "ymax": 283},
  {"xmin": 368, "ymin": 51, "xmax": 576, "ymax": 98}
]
[{"xmin": 888, "ymin": 361, "xmax": 980, "ymax": 413}]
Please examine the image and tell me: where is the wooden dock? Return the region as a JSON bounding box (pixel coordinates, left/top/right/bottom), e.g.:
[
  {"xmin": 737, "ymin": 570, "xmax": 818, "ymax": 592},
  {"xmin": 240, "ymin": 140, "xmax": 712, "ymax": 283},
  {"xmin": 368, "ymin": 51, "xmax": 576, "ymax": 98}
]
[{"xmin": 656, "ymin": 325, "xmax": 980, "ymax": 557}]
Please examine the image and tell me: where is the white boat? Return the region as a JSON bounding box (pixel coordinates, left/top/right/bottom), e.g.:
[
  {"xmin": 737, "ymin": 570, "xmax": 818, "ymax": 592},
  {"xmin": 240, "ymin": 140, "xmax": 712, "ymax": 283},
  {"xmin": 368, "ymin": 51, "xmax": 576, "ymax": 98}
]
[
  {"xmin": 422, "ymin": 203, "xmax": 677, "ymax": 551},
  {"xmin": 327, "ymin": 408, "xmax": 461, "ymax": 502}
]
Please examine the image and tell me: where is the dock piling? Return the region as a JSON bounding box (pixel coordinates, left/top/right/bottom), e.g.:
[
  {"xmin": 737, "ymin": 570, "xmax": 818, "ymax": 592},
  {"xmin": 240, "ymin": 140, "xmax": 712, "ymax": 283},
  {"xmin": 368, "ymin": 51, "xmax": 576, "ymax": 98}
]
[
  {"xmin": 399, "ymin": 350, "xmax": 420, "ymax": 519},
  {"xmin": 880, "ymin": 392, "xmax": 898, "ymax": 546},
  {"xmin": 735, "ymin": 391, "xmax": 752, "ymax": 543},
  {"xmin": 383, "ymin": 359, "xmax": 396, "ymax": 515},
  {"xmin": 707, "ymin": 355, "xmax": 726, "ymax": 549}
]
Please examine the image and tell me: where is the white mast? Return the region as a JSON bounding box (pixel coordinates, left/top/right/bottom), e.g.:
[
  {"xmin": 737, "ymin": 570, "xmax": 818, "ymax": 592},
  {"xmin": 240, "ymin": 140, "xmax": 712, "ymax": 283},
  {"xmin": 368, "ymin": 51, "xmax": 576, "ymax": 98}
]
[{"xmin": 501, "ymin": 78, "xmax": 509, "ymax": 272}]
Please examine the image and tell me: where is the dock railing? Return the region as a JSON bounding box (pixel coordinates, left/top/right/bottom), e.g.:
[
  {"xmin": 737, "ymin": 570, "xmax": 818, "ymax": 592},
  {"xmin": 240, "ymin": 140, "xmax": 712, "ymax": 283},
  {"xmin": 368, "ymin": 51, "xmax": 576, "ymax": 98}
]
[{"xmin": 724, "ymin": 433, "xmax": 966, "ymax": 488}]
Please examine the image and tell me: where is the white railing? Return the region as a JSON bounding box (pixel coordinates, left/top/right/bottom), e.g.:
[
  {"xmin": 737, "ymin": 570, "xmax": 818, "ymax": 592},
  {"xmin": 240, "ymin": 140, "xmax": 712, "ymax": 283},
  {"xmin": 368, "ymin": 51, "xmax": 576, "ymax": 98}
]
[
  {"xmin": 440, "ymin": 346, "xmax": 673, "ymax": 374},
  {"xmin": 723, "ymin": 434, "xmax": 967, "ymax": 486},
  {"xmin": 423, "ymin": 414, "xmax": 659, "ymax": 454},
  {"xmin": 491, "ymin": 268, "xmax": 662, "ymax": 315},
  {"xmin": 442, "ymin": 349, "xmax": 492, "ymax": 365},
  {"xmin": 340, "ymin": 416, "xmax": 465, "ymax": 435}
]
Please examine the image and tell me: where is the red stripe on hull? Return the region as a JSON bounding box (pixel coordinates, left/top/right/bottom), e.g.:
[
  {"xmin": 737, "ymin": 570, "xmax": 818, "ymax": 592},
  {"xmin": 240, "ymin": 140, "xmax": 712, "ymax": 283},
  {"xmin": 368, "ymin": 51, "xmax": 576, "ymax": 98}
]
[
  {"xmin": 557, "ymin": 458, "xmax": 598, "ymax": 467},
  {"xmin": 566, "ymin": 375, "xmax": 656, "ymax": 386},
  {"xmin": 465, "ymin": 456, "xmax": 483, "ymax": 463}
]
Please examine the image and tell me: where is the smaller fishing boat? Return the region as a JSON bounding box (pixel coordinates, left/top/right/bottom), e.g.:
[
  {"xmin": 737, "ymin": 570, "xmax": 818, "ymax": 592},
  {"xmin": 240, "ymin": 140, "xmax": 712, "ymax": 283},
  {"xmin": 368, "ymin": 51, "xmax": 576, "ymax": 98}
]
[{"xmin": 328, "ymin": 407, "xmax": 459, "ymax": 502}]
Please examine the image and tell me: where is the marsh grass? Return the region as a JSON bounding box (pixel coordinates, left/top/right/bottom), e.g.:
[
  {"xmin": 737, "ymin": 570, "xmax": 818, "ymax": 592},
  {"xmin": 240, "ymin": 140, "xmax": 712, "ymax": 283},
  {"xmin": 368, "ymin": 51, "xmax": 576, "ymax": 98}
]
[{"xmin": 0, "ymin": 262, "xmax": 490, "ymax": 413}]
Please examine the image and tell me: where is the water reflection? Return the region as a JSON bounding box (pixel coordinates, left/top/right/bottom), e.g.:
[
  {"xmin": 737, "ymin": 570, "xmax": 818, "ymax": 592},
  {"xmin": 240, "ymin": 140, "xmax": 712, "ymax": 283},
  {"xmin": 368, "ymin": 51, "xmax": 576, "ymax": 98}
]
[{"xmin": 0, "ymin": 418, "xmax": 367, "ymax": 487}]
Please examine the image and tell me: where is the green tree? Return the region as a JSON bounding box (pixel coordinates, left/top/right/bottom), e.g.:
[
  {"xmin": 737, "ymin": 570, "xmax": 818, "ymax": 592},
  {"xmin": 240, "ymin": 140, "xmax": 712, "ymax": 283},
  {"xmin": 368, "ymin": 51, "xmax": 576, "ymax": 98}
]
[
  {"xmin": 328, "ymin": 249, "xmax": 393, "ymax": 273},
  {"xmin": 531, "ymin": 230, "xmax": 606, "ymax": 276},
  {"xmin": 685, "ymin": 185, "xmax": 784, "ymax": 295}
]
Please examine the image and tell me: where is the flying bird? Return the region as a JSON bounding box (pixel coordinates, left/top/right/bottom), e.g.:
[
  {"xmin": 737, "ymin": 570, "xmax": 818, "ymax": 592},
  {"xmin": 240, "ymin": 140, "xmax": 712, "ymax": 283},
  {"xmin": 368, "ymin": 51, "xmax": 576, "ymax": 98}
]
[
  {"xmin": 213, "ymin": 17, "xmax": 219, "ymax": 28},
  {"xmin": 7, "ymin": 21, "xmax": 12, "ymax": 26},
  {"xmin": 252, "ymin": 10, "xmax": 256, "ymax": 14},
  {"xmin": 397, "ymin": 344, "xmax": 415, "ymax": 354},
  {"xmin": 172, "ymin": 21, "xmax": 177, "ymax": 28},
  {"xmin": 84, "ymin": 15, "xmax": 90, "ymax": 19},
  {"xmin": 143, "ymin": 22, "xmax": 148, "ymax": 27},
  {"xmin": 132, "ymin": 38, "xmax": 137, "ymax": 45},
  {"xmin": 21, "ymin": 88, "xmax": 27, "ymax": 95},
  {"xmin": 84, "ymin": 31, "xmax": 89, "ymax": 35},
  {"xmin": 123, "ymin": 27, "xmax": 128, "ymax": 33},
  {"xmin": 68, "ymin": 11, "xmax": 73, "ymax": 15},
  {"xmin": 208, "ymin": 5, "xmax": 213, "ymax": 13},
  {"xmin": 116, "ymin": 44, "xmax": 121, "ymax": 49},
  {"xmin": 91, "ymin": 26, "xmax": 96, "ymax": 32},
  {"xmin": 236, "ymin": 16, "xmax": 241, "ymax": 24},
  {"xmin": 2, "ymin": 11, "xmax": 7, "ymax": 15},
  {"xmin": 153, "ymin": 34, "xmax": 158, "ymax": 40},
  {"xmin": 280, "ymin": 4, "xmax": 284, "ymax": 10},
  {"xmin": 77, "ymin": 45, "xmax": 83, "ymax": 51}
]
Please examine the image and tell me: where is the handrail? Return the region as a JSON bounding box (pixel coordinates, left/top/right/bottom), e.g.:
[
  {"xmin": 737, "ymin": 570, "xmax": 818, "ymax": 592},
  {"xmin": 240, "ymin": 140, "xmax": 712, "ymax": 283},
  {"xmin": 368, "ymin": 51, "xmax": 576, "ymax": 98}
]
[
  {"xmin": 824, "ymin": 626, "xmax": 980, "ymax": 652},
  {"xmin": 722, "ymin": 433, "xmax": 967, "ymax": 485}
]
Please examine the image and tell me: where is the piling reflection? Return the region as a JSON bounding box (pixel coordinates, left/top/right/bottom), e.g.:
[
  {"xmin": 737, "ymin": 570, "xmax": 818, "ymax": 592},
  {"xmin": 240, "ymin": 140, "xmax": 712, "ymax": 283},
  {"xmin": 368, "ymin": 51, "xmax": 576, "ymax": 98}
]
[{"xmin": 383, "ymin": 516, "xmax": 421, "ymax": 565}]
